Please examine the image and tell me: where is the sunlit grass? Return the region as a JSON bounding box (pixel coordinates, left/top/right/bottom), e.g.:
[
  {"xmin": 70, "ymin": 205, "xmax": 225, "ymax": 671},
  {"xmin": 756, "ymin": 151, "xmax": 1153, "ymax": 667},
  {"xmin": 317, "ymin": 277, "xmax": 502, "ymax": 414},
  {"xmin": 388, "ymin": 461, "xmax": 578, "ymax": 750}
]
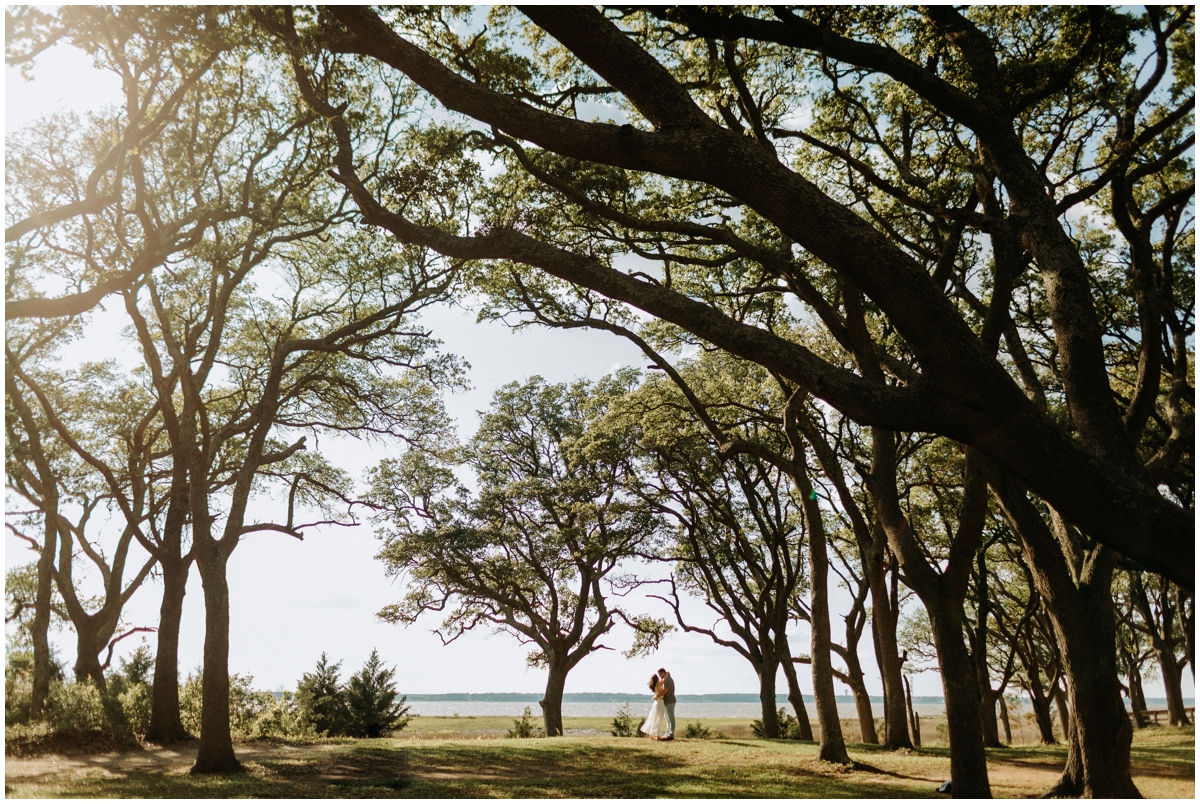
[{"xmin": 6, "ymin": 722, "xmax": 1193, "ymax": 798}]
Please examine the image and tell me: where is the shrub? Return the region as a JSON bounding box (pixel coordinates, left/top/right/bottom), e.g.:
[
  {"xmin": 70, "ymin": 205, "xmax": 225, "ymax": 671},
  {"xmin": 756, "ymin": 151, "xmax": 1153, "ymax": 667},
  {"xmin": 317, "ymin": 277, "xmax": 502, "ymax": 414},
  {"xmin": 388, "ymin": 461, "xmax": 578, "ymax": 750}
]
[
  {"xmin": 507, "ymin": 706, "xmax": 544, "ymax": 738},
  {"xmin": 118, "ymin": 683, "xmax": 153, "ymax": 738},
  {"xmin": 247, "ymin": 691, "xmax": 309, "ymax": 740},
  {"xmin": 6, "ymin": 673, "xmax": 33, "ymax": 727},
  {"xmin": 296, "ymin": 653, "xmax": 349, "ymax": 736},
  {"xmin": 751, "ymin": 708, "xmax": 804, "ymax": 740},
  {"xmin": 611, "ymin": 702, "xmax": 646, "ymax": 737},
  {"xmin": 344, "ymin": 649, "xmax": 410, "ymax": 738},
  {"xmin": 179, "ymin": 669, "xmax": 299, "ymax": 740},
  {"xmin": 684, "ymin": 720, "xmax": 725, "ymax": 739},
  {"xmin": 45, "ymin": 682, "xmax": 108, "ymax": 732}
]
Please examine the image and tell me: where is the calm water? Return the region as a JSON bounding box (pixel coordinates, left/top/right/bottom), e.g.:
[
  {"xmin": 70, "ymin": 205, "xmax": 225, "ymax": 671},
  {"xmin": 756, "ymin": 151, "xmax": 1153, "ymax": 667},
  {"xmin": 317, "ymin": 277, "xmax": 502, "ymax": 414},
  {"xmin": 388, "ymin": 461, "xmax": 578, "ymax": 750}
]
[{"xmin": 405, "ymin": 700, "xmax": 948, "ymax": 719}]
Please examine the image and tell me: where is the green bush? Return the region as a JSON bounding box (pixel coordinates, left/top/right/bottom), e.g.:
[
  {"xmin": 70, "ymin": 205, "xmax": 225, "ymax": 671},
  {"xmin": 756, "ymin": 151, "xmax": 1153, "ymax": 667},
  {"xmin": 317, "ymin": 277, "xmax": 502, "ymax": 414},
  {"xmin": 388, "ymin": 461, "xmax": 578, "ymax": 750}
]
[
  {"xmin": 751, "ymin": 708, "xmax": 804, "ymax": 740},
  {"xmin": 6, "ymin": 673, "xmax": 33, "ymax": 726},
  {"xmin": 118, "ymin": 683, "xmax": 152, "ymax": 737},
  {"xmin": 179, "ymin": 668, "xmax": 305, "ymax": 740},
  {"xmin": 507, "ymin": 706, "xmax": 544, "ymax": 738},
  {"xmin": 610, "ymin": 702, "xmax": 647, "ymax": 737},
  {"xmin": 45, "ymin": 682, "xmax": 109, "ymax": 732},
  {"xmin": 684, "ymin": 720, "xmax": 725, "ymax": 739}
]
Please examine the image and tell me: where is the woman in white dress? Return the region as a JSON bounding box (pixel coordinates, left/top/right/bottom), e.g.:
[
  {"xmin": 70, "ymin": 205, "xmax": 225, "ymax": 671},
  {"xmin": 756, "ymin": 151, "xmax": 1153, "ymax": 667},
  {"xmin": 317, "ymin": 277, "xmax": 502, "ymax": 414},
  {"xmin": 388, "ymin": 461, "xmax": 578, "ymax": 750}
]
[{"xmin": 640, "ymin": 673, "xmax": 672, "ymax": 740}]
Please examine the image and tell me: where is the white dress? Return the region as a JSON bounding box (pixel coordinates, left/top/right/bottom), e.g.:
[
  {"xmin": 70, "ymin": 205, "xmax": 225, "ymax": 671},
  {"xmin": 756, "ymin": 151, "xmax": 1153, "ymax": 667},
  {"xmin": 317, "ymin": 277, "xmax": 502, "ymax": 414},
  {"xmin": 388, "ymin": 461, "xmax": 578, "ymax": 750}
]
[{"xmin": 640, "ymin": 696, "xmax": 671, "ymax": 739}]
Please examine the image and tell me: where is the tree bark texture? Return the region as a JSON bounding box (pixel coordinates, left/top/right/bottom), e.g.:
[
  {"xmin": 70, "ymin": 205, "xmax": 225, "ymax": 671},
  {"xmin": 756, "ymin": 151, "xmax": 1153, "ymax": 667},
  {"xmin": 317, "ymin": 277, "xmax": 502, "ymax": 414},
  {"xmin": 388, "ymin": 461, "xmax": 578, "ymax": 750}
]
[
  {"xmin": 928, "ymin": 605, "xmax": 992, "ymax": 798},
  {"xmin": 998, "ymin": 695, "xmax": 1012, "ymax": 745},
  {"xmin": 540, "ymin": 657, "xmax": 568, "ymax": 737},
  {"xmin": 148, "ymin": 554, "xmax": 190, "ymax": 743},
  {"xmin": 779, "ymin": 645, "xmax": 814, "ymax": 741},
  {"xmin": 1157, "ymin": 647, "xmax": 1191, "ymax": 726},
  {"xmin": 790, "ymin": 436, "xmax": 849, "ymax": 762},
  {"xmin": 190, "ymin": 550, "xmax": 242, "ymax": 774},
  {"xmin": 990, "ymin": 469, "xmax": 1139, "ymax": 797},
  {"xmin": 30, "ymin": 519, "xmax": 57, "ymax": 721},
  {"xmin": 757, "ymin": 655, "xmax": 781, "ymax": 739}
]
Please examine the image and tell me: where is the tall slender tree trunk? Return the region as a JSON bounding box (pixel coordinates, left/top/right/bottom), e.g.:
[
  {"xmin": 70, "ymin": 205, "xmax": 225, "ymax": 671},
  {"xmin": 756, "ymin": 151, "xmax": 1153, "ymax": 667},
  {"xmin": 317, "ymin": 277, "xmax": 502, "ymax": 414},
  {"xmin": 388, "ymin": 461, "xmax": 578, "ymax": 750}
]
[
  {"xmin": 1157, "ymin": 650, "xmax": 1190, "ymax": 726},
  {"xmin": 190, "ymin": 549, "xmax": 241, "ymax": 774},
  {"xmin": 872, "ymin": 583, "xmax": 912, "ymax": 749},
  {"xmin": 1128, "ymin": 666, "xmax": 1148, "ymax": 728},
  {"xmin": 757, "ymin": 653, "xmax": 781, "ymax": 739},
  {"xmin": 1025, "ymin": 677, "xmax": 1057, "ymax": 744},
  {"xmin": 30, "ymin": 518, "xmax": 57, "ymax": 721},
  {"xmin": 977, "ymin": 687, "xmax": 1001, "ymax": 748},
  {"xmin": 779, "ymin": 644, "xmax": 813, "ymax": 741},
  {"xmin": 807, "ymin": 541, "xmax": 848, "ymax": 759},
  {"xmin": 928, "ymin": 605, "xmax": 991, "ymax": 798},
  {"xmin": 998, "ymin": 695, "xmax": 1012, "ymax": 745},
  {"xmin": 903, "ymin": 675, "xmax": 921, "ymax": 747},
  {"xmin": 839, "ymin": 648, "xmax": 877, "ymax": 744},
  {"xmin": 148, "ymin": 554, "xmax": 190, "ymax": 743},
  {"xmin": 540, "ymin": 655, "xmax": 568, "ymax": 737},
  {"xmin": 785, "ymin": 403, "xmax": 848, "ymax": 759},
  {"xmin": 971, "ymin": 553, "xmax": 1002, "ymax": 747}
]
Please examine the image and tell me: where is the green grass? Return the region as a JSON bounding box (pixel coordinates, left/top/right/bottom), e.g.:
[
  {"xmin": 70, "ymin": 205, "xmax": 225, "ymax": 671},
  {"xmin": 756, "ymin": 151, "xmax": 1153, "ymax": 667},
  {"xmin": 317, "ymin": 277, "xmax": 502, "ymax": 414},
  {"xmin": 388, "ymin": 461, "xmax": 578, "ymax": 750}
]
[{"xmin": 5, "ymin": 722, "xmax": 1193, "ymax": 799}]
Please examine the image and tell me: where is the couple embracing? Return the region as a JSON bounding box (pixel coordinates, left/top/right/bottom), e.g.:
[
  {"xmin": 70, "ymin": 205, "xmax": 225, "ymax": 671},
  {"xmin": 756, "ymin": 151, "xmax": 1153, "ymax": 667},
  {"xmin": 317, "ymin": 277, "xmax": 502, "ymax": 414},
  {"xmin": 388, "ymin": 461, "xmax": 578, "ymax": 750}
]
[{"xmin": 640, "ymin": 668, "xmax": 675, "ymax": 740}]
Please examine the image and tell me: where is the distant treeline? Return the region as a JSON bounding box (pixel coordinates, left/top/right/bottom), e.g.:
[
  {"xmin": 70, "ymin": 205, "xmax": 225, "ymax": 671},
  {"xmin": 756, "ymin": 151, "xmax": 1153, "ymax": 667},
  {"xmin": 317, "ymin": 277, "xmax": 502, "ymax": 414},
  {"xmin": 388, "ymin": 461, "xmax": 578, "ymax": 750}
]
[
  {"xmin": 403, "ymin": 693, "xmax": 1193, "ymax": 707},
  {"xmin": 404, "ymin": 692, "xmax": 941, "ymax": 704}
]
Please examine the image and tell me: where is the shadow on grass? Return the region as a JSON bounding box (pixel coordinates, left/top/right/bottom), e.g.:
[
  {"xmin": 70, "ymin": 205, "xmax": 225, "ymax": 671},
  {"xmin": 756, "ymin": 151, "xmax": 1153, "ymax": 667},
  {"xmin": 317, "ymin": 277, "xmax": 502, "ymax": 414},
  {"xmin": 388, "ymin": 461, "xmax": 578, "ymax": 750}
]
[{"xmin": 7, "ymin": 739, "xmax": 937, "ymax": 799}]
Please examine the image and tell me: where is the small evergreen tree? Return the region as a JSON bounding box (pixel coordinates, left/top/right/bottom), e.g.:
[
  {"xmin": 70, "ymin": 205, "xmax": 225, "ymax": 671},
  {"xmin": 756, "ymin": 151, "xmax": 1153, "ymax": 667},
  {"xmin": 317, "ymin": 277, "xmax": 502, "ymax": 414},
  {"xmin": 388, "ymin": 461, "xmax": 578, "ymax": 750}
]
[
  {"xmin": 344, "ymin": 650, "xmax": 410, "ymax": 738},
  {"xmin": 295, "ymin": 654, "xmax": 349, "ymax": 736},
  {"xmin": 610, "ymin": 702, "xmax": 646, "ymax": 737},
  {"xmin": 507, "ymin": 705, "xmax": 544, "ymax": 738}
]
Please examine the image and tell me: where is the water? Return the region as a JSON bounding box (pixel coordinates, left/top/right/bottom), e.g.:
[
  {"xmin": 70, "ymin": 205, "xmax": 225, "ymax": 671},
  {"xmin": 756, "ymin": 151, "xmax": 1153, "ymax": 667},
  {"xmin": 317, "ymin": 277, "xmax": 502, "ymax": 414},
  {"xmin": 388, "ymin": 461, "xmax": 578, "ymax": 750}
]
[{"xmin": 405, "ymin": 700, "xmax": 948, "ymax": 719}]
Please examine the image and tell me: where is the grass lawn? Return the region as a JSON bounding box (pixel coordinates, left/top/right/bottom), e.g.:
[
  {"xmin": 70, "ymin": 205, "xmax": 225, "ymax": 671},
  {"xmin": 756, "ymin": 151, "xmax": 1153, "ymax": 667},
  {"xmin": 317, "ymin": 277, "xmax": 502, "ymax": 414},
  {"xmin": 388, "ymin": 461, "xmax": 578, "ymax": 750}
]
[{"xmin": 5, "ymin": 720, "xmax": 1193, "ymax": 798}]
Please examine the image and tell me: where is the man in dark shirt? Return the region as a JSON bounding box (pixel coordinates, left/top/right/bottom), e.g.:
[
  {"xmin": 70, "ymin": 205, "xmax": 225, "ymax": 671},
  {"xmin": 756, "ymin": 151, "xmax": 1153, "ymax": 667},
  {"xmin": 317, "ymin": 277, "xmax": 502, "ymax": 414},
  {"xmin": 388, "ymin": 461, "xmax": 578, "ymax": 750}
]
[{"xmin": 658, "ymin": 668, "xmax": 675, "ymax": 740}]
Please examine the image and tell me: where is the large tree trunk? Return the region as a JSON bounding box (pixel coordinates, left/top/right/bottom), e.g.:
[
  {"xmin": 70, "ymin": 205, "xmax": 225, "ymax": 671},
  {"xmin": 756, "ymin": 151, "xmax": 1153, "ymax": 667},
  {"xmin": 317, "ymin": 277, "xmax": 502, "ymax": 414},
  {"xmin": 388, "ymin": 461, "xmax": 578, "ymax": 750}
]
[
  {"xmin": 72, "ymin": 622, "xmax": 108, "ymax": 691},
  {"xmin": 928, "ymin": 604, "xmax": 992, "ymax": 798},
  {"xmin": 837, "ymin": 646, "xmax": 877, "ymax": 744},
  {"xmin": 190, "ymin": 550, "xmax": 242, "ymax": 774},
  {"xmin": 1157, "ymin": 649, "xmax": 1190, "ymax": 726},
  {"xmin": 977, "ymin": 686, "xmax": 1001, "ymax": 748},
  {"xmin": 970, "ymin": 552, "xmax": 1002, "ymax": 748},
  {"xmin": 903, "ymin": 675, "xmax": 921, "ymax": 747},
  {"xmin": 757, "ymin": 654, "xmax": 781, "ymax": 739},
  {"xmin": 1026, "ymin": 680, "xmax": 1057, "ymax": 744},
  {"xmin": 30, "ymin": 518, "xmax": 57, "ymax": 721},
  {"xmin": 997, "ymin": 695, "xmax": 1012, "ymax": 745},
  {"xmin": 148, "ymin": 554, "xmax": 190, "ymax": 743},
  {"xmin": 1128, "ymin": 665, "xmax": 1148, "ymax": 728},
  {"xmin": 791, "ymin": 458, "xmax": 850, "ymax": 761},
  {"xmin": 872, "ymin": 578, "xmax": 913, "ymax": 750},
  {"xmin": 778, "ymin": 644, "xmax": 813, "ymax": 741},
  {"xmin": 990, "ymin": 465, "xmax": 1140, "ymax": 797},
  {"xmin": 540, "ymin": 656, "xmax": 568, "ymax": 737}
]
